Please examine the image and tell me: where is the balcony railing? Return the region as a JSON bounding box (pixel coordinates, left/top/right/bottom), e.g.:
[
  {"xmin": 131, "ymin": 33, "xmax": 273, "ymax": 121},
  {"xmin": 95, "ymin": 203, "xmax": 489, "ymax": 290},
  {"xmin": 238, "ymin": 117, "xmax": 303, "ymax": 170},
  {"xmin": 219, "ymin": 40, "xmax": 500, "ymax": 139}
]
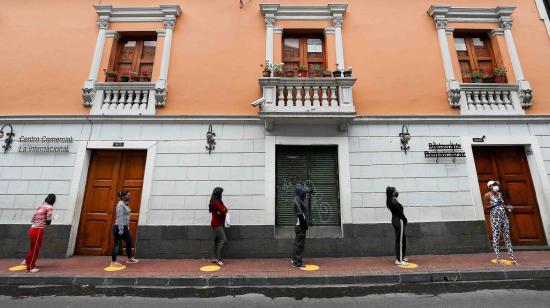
[
  {"xmin": 454, "ymin": 83, "xmax": 528, "ymax": 115},
  {"xmin": 89, "ymin": 82, "xmax": 156, "ymax": 115},
  {"xmin": 258, "ymin": 77, "xmax": 356, "ymax": 116}
]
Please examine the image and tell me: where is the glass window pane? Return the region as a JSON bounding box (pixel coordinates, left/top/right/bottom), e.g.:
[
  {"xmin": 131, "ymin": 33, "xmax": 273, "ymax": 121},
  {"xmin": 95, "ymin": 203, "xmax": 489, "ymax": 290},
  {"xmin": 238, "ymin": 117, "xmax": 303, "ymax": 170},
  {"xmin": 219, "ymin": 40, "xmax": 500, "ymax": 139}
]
[
  {"xmin": 472, "ymin": 38, "xmax": 484, "ymax": 47},
  {"xmin": 141, "ymin": 40, "xmax": 157, "ymax": 62},
  {"xmin": 283, "ymin": 38, "xmax": 300, "ymax": 60},
  {"xmin": 307, "ymin": 39, "xmax": 323, "ymax": 53},
  {"xmin": 118, "ymin": 41, "xmax": 136, "ymax": 63},
  {"xmin": 454, "ymin": 38, "xmax": 467, "ymax": 51}
]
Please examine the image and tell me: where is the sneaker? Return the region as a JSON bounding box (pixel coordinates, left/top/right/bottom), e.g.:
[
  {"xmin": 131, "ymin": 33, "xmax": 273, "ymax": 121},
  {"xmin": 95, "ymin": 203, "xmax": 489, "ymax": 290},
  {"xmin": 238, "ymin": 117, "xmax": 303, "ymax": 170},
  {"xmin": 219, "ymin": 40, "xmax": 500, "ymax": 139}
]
[
  {"xmin": 394, "ymin": 260, "xmax": 401, "ymax": 265},
  {"xmin": 20, "ymin": 260, "xmax": 26, "ymax": 266},
  {"xmin": 110, "ymin": 261, "xmax": 123, "ymax": 267},
  {"xmin": 28, "ymin": 268, "xmax": 40, "ymax": 273},
  {"xmin": 403, "ymin": 257, "xmax": 409, "ymax": 262},
  {"xmin": 126, "ymin": 258, "xmax": 139, "ymax": 264},
  {"xmin": 395, "ymin": 260, "xmax": 409, "ymax": 266},
  {"xmin": 215, "ymin": 260, "xmax": 224, "ymax": 266}
]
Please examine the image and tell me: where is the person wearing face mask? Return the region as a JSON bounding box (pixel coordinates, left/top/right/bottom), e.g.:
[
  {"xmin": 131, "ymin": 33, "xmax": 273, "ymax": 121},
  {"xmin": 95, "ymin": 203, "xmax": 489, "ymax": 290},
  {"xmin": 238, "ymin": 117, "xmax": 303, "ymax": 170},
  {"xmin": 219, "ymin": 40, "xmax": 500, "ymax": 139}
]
[
  {"xmin": 485, "ymin": 180, "xmax": 517, "ymax": 265},
  {"xmin": 292, "ymin": 184, "xmax": 309, "ymax": 268},
  {"xmin": 111, "ymin": 191, "xmax": 139, "ymax": 267},
  {"xmin": 386, "ymin": 186, "xmax": 408, "ymax": 266}
]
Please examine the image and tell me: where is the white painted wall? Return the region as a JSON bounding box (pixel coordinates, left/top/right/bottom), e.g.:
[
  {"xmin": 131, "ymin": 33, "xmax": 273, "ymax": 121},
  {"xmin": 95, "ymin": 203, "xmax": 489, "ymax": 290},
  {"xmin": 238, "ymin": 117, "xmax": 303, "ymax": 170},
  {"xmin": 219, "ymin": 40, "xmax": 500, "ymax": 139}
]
[{"xmin": 349, "ymin": 122, "xmax": 550, "ymax": 228}]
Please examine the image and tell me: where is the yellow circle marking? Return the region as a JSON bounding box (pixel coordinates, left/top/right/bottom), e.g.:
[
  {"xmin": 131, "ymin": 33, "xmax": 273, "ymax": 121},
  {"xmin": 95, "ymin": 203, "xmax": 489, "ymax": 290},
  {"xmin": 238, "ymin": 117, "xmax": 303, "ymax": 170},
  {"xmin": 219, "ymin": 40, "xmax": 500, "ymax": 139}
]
[
  {"xmin": 398, "ymin": 262, "xmax": 418, "ymax": 269},
  {"xmin": 491, "ymin": 259, "xmax": 515, "ymax": 266},
  {"xmin": 200, "ymin": 265, "xmax": 221, "ymax": 272},
  {"xmin": 300, "ymin": 264, "xmax": 320, "ymax": 271},
  {"xmin": 104, "ymin": 265, "xmax": 127, "ymax": 272},
  {"xmin": 9, "ymin": 265, "xmax": 27, "ymax": 271}
]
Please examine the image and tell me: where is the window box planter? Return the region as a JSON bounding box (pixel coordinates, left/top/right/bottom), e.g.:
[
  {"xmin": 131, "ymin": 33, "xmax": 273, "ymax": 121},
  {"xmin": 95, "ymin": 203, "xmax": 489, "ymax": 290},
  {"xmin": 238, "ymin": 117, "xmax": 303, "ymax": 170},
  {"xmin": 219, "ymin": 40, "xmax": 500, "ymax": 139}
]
[
  {"xmin": 285, "ymin": 70, "xmax": 295, "ymax": 77},
  {"xmin": 332, "ymin": 71, "xmax": 342, "ymax": 77},
  {"xmin": 297, "ymin": 70, "xmax": 308, "ymax": 77},
  {"xmin": 472, "ymin": 77, "xmax": 483, "ymax": 83},
  {"xmin": 262, "ymin": 70, "xmax": 271, "ymax": 77},
  {"xmin": 120, "ymin": 76, "xmax": 130, "ymax": 82},
  {"xmin": 462, "ymin": 76, "xmax": 472, "ymax": 83},
  {"xmin": 105, "ymin": 76, "xmax": 117, "ymax": 82},
  {"xmin": 343, "ymin": 70, "xmax": 352, "ymax": 77},
  {"xmin": 493, "ymin": 75, "xmax": 506, "ymax": 83}
]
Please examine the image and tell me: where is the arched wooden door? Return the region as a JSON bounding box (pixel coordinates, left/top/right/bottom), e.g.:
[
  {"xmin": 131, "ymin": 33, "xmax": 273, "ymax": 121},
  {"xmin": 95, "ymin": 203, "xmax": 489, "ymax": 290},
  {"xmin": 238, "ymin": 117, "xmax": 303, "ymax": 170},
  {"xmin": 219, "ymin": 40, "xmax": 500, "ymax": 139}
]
[{"xmin": 75, "ymin": 150, "xmax": 146, "ymax": 255}]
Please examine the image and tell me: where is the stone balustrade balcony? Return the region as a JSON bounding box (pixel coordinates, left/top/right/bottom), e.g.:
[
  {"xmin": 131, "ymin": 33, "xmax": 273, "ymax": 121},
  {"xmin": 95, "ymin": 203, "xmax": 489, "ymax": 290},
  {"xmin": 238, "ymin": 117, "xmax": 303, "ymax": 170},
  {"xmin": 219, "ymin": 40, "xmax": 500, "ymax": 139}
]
[
  {"xmin": 451, "ymin": 83, "xmax": 531, "ymax": 115},
  {"xmin": 257, "ymin": 77, "xmax": 357, "ymax": 129},
  {"xmin": 88, "ymin": 82, "xmax": 157, "ymax": 115}
]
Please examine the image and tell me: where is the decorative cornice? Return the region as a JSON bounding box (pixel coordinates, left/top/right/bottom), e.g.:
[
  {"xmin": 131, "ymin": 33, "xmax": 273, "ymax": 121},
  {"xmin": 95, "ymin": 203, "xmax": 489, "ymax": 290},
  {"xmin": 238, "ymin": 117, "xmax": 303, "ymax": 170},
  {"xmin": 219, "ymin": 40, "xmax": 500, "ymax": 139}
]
[
  {"xmin": 427, "ymin": 5, "xmax": 516, "ymax": 24},
  {"xmin": 94, "ymin": 4, "xmax": 181, "ymax": 23},
  {"xmin": 324, "ymin": 27, "xmax": 335, "ymax": 35},
  {"xmin": 105, "ymin": 30, "xmax": 120, "ymax": 39},
  {"xmin": 97, "ymin": 18, "xmax": 109, "ymax": 29},
  {"xmin": 156, "ymin": 29, "xmax": 166, "ymax": 36},
  {"xmin": 273, "ymin": 26, "xmax": 283, "ymax": 34},
  {"xmin": 164, "ymin": 18, "xmax": 176, "ymax": 29},
  {"xmin": 260, "ymin": 3, "xmax": 348, "ymax": 20},
  {"xmin": 488, "ymin": 28, "xmax": 504, "ymax": 37}
]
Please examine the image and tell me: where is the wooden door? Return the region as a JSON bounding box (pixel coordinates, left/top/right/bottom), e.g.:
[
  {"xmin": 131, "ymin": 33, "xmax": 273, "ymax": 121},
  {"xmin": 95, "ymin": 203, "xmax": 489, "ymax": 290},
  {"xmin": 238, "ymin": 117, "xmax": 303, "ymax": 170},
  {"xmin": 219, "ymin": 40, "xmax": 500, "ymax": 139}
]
[
  {"xmin": 75, "ymin": 150, "xmax": 146, "ymax": 255},
  {"xmin": 473, "ymin": 146, "xmax": 546, "ymax": 245}
]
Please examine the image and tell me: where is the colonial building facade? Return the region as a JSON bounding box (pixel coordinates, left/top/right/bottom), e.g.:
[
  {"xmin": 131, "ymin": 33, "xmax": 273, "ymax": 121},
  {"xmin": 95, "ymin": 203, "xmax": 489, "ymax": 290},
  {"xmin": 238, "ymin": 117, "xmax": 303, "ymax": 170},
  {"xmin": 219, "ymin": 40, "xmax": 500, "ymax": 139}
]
[{"xmin": 1, "ymin": 0, "xmax": 550, "ymax": 258}]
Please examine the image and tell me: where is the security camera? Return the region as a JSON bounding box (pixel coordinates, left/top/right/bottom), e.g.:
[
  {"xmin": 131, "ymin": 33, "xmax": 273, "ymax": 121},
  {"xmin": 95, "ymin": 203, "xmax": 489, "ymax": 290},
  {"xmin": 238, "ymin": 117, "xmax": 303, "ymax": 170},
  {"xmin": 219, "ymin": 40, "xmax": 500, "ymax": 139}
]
[{"xmin": 251, "ymin": 97, "xmax": 265, "ymax": 107}]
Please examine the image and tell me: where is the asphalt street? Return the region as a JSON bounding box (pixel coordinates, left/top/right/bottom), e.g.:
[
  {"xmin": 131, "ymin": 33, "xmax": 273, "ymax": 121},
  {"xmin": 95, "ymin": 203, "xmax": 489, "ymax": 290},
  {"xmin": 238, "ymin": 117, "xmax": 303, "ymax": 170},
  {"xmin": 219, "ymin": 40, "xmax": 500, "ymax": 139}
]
[{"xmin": 0, "ymin": 279, "xmax": 550, "ymax": 307}]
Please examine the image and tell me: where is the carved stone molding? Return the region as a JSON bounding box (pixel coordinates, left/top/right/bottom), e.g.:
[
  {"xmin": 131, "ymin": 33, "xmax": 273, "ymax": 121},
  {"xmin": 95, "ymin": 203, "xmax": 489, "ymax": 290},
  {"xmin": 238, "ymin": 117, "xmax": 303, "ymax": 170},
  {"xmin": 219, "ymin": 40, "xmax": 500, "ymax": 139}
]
[
  {"xmin": 428, "ymin": 5, "xmax": 515, "ymax": 24},
  {"xmin": 97, "ymin": 18, "xmax": 109, "ymax": 30},
  {"xmin": 94, "ymin": 5, "xmax": 182, "ymax": 23},
  {"xmin": 332, "ymin": 15, "xmax": 344, "ymax": 28},
  {"xmin": 260, "ymin": 3, "xmax": 348, "ymax": 21},
  {"xmin": 447, "ymin": 88, "xmax": 461, "ymax": 107},
  {"xmin": 264, "ymin": 15, "xmax": 276, "ymax": 27},
  {"xmin": 164, "ymin": 18, "xmax": 176, "ymax": 30}
]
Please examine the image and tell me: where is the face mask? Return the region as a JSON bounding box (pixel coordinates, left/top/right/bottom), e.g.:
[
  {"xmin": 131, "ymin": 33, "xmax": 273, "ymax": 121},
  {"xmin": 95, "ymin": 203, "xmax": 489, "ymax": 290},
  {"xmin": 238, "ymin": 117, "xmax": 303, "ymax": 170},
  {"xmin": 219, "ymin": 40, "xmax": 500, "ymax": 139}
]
[
  {"xmin": 394, "ymin": 192, "xmax": 399, "ymax": 198},
  {"xmin": 123, "ymin": 195, "xmax": 131, "ymax": 202},
  {"xmin": 492, "ymin": 186, "xmax": 499, "ymax": 192}
]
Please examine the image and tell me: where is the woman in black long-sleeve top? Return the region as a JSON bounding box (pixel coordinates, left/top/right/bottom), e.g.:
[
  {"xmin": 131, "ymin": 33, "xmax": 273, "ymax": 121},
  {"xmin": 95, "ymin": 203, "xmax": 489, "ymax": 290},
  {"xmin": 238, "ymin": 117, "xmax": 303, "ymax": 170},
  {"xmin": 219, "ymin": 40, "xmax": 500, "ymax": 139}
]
[{"xmin": 386, "ymin": 186, "xmax": 408, "ymax": 266}]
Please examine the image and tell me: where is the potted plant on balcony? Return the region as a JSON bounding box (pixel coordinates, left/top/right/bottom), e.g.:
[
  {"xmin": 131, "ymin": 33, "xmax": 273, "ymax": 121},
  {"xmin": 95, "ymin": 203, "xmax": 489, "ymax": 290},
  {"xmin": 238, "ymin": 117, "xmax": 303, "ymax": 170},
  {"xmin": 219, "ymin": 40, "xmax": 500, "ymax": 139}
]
[
  {"xmin": 462, "ymin": 73, "xmax": 472, "ymax": 83},
  {"xmin": 311, "ymin": 64, "xmax": 324, "ymax": 77},
  {"xmin": 285, "ymin": 70, "xmax": 295, "ymax": 77},
  {"xmin": 297, "ymin": 65, "xmax": 308, "ymax": 77},
  {"xmin": 103, "ymin": 69, "xmax": 118, "ymax": 82},
  {"xmin": 322, "ymin": 69, "xmax": 332, "ymax": 77},
  {"xmin": 261, "ymin": 61, "xmax": 272, "ymax": 77},
  {"xmin": 273, "ymin": 63, "xmax": 284, "ymax": 77},
  {"xmin": 130, "ymin": 71, "xmax": 139, "ymax": 82},
  {"xmin": 119, "ymin": 70, "xmax": 130, "ymax": 82},
  {"xmin": 343, "ymin": 66, "xmax": 353, "ymax": 77},
  {"xmin": 140, "ymin": 69, "xmax": 152, "ymax": 82},
  {"xmin": 492, "ymin": 67, "xmax": 507, "ymax": 83},
  {"xmin": 483, "ymin": 70, "xmax": 494, "ymax": 83},
  {"xmin": 333, "ymin": 64, "xmax": 343, "ymax": 77},
  {"xmin": 470, "ymin": 69, "xmax": 484, "ymax": 83}
]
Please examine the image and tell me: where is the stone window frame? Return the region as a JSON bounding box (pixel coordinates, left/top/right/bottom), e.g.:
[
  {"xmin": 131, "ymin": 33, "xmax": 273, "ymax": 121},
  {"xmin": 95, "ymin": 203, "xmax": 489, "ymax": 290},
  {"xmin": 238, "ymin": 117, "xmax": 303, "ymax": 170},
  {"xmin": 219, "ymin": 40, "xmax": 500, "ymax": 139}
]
[
  {"xmin": 534, "ymin": 0, "xmax": 550, "ymax": 39},
  {"xmin": 260, "ymin": 4, "xmax": 348, "ymax": 71},
  {"xmin": 82, "ymin": 5, "xmax": 181, "ymax": 108},
  {"xmin": 427, "ymin": 5, "xmax": 532, "ymax": 109}
]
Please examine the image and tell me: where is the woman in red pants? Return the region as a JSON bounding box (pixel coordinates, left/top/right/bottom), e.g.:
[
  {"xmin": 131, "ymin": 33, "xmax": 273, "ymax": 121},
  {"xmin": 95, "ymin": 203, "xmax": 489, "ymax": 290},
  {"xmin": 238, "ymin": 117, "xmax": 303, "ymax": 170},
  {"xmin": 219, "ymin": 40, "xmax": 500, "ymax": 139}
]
[{"xmin": 21, "ymin": 194, "xmax": 56, "ymax": 273}]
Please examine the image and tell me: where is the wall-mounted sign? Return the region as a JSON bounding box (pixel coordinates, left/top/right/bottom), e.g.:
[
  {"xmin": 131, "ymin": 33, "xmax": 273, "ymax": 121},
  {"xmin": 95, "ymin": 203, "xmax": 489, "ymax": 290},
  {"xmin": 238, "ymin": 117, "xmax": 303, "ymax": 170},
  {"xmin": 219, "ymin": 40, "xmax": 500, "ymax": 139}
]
[
  {"xmin": 113, "ymin": 142, "xmax": 124, "ymax": 147},
  {"xmin": 18, "ymin": 136, "xmax": 73, "ymax": 153},
  {"xmin": 424, "ymin": 142, "xmax": 466, "ymax": 163},
  {"xmin": 473, "ymin": 136, "xmax": 486, "ymax": 143}
]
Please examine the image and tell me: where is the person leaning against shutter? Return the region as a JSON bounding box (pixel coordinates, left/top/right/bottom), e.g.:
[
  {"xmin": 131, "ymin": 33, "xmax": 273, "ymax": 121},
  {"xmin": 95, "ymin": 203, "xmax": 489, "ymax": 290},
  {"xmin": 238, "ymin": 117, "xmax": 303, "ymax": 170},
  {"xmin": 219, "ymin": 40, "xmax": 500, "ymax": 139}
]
[
  {"xmin": 21, "ymin": 194, "xmax": 56, "ymax": 273},
  {"xmin": 386, "ymin": 186, "xmax": 409, "ymax": 266},
  {"xmin": 292, "ymin": 184, "xmax": 309, "ymax": 268}
]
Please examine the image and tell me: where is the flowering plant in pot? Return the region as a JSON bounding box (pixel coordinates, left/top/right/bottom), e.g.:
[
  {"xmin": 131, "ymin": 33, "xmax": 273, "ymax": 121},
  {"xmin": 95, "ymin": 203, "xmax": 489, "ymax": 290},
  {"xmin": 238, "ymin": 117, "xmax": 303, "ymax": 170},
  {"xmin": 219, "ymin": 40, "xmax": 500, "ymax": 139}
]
[
  {"xmin": 492, "ymin": 67, "xmax": 507, "ymax": 83},
  {"xmin": 462, "ymin": 73, "xmax": 472, "ymax": 83},
  {"xmin": 103, "ymin": 69, "xmax": 118, "ymax": 82},
  {"xmin": 311, "ymin": 64, "xmax": 324, "ymax": 77},
  {"xmin": 332, "ymin": 64, "xmax": 343, "ymax": 77},
  {"xmin": 343, "ymin": 66, "xmax": 353, "ymax": 77},
  {"xmin": 130, "ymin": 71, "xmax": 139, "ymax": 82},
  {"xmin": 272, "ymin": 63, "xmax": 284, "ymax": 77},
  {"xmin": 140, "ymin": 69, "xmax": 152, "ymax": 82},
  {"xmin": 119, "ymin": 69, "xmax": 130, "ymax": 82},
  {"xmin": 297, "ymin": 65, "xmax": 308, "ymax": 77},
  {"xmin": 322, "ymin": 69, "xmax": 332, "ymax": 77},
  {"xmin": 470, "ymin": 69, "xmax": 485, "ymax": 83},
  {"xmin": 285, "ymin": 70, "xmax": 295, "ymax": 77},
  {"xmin": 260, "ymin": 61, "xmax": 272, "ymax": 77}
]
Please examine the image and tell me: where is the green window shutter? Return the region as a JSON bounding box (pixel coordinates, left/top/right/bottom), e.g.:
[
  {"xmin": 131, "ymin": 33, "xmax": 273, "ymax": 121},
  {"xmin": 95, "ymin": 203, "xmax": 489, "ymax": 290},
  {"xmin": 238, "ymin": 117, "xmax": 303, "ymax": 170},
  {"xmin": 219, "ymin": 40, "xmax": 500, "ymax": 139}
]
[{"xmin": 275, "ymin": 145, "xmax": 341, "ymax": 226}]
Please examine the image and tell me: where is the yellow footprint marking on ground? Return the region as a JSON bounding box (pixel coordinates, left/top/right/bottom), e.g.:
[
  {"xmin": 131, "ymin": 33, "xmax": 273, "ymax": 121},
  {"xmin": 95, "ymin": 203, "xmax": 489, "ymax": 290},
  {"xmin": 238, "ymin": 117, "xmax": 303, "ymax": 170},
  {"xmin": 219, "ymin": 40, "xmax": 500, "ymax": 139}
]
[
  {"xmin": 491, "ymin": 259, "xmax": 515, "ymax": 266},
  {"xmin": 104, "ymin": 265, "xmax": 127, "ymax": 272},
  {"xmin": 398, "ymin": 262, "xmax": 418, "ymax": 269},
  {"xmin": 200, "ymin": 265, "xmax": 221, "ymax": 272},
  {"xmin": 8, "ymin": 265, "xmax": 27, "ymax": 271},
  {"xmin": 300, "ymin": 264, "xmax": 320, "ymax": 271}
]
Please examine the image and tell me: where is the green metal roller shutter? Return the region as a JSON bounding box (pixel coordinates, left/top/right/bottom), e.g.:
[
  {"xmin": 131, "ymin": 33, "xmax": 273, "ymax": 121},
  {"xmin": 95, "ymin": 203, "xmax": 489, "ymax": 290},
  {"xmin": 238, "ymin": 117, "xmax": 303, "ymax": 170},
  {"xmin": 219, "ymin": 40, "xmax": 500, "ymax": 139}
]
[{"xmin": 275, "ymin": 145, "xmax": 341, "ymax": 226}]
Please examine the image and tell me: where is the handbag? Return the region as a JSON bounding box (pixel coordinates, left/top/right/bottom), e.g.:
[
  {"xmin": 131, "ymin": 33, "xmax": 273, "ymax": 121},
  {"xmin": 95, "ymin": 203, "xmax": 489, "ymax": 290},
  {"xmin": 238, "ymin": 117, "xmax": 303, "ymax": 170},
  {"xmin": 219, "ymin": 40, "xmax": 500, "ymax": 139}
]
[{"xmin": 224, "ymin": 213, "xmax": 231, "ymax": 228}]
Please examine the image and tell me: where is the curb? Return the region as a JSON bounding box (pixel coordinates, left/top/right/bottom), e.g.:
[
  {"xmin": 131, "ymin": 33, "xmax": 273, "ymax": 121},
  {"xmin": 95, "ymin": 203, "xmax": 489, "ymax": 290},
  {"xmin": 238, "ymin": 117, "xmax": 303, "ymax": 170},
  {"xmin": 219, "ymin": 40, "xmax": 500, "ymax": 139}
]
[{"xmin": 1, "ymin": 269, "xmax": 550, "ymax": 287}]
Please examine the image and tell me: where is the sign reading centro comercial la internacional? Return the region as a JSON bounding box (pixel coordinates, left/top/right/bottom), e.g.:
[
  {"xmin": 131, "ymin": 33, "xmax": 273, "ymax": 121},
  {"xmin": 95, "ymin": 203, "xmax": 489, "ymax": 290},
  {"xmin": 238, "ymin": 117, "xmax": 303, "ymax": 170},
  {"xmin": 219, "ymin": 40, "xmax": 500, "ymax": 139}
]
[{"xmin": 18, "ymin": 136, "xmax": 73, "ymax": 153}]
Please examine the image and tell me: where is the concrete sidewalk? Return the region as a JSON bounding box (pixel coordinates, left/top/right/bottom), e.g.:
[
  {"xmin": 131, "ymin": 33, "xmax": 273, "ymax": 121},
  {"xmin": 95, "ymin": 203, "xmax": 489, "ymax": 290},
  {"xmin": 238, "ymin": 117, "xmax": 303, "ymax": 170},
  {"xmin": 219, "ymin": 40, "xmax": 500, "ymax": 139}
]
[{"xmin": 1, "ymin": 251, "xmax": 550, "ymax": 287}]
